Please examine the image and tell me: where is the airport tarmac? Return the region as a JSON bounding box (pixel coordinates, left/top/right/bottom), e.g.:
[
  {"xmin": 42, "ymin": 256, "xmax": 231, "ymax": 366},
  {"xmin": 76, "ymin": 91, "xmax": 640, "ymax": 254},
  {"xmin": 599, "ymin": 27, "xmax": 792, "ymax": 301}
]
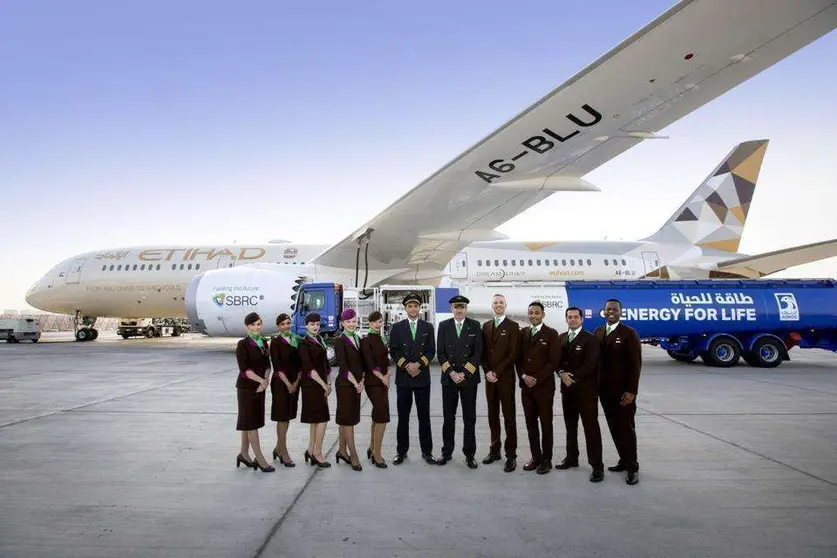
[{"xmin": 1, "ymin": 332, "xmax": 836, "ymax": 558}]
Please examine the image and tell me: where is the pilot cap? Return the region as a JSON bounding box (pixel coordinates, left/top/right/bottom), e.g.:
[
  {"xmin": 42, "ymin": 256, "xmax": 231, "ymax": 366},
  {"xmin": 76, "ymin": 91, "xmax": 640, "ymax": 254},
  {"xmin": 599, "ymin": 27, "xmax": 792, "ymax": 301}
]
[
  {"xmin": 448, "ymin": 295, "xmax": 470, "ymax": 305},
  {"xmin": 402, "ymin": 292, "xmax": 422, "ymax": 306}
]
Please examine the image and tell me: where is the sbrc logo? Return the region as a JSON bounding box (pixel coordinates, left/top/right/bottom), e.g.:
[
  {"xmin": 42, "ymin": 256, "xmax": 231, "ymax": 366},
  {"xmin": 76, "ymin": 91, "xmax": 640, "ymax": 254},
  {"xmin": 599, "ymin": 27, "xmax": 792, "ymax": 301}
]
[
  {"xmin": 774, "ymin": 293, "xmax": 800, "ymax": 321},
  {"xmin": 212, "ymin": 292, "xmax": 263, "ymax": 308}
]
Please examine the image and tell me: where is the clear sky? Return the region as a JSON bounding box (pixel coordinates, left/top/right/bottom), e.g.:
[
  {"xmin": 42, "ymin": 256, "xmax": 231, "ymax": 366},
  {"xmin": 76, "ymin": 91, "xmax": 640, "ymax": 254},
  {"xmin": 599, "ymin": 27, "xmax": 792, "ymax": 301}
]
[{"xmin": 1, "ymin": 0, "xmax": 836, "ymax": 310}]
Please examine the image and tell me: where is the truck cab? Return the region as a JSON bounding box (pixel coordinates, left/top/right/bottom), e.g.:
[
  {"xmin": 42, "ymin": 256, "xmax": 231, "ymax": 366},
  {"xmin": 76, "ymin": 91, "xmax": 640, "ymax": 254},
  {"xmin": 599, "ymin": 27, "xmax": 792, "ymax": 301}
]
[{"xmin": 290, "ymin": 282, "xmax": 449, "ymax": 365}]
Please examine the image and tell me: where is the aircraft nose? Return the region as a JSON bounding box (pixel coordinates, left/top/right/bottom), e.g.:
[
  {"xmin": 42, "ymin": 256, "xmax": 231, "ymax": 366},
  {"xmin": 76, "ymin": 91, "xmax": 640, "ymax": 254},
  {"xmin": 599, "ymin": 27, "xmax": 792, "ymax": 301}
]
[{"xmin": 25, "ymin": 279, "xmax": 47, "ymax": 308}]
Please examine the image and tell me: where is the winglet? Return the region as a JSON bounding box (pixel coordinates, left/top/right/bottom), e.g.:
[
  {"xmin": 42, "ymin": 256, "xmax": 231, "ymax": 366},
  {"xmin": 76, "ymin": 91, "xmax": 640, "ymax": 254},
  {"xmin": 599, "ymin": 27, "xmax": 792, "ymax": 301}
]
[{"xmin": 642, "ymin": 139, "xmax": 769, "ymax": 252}]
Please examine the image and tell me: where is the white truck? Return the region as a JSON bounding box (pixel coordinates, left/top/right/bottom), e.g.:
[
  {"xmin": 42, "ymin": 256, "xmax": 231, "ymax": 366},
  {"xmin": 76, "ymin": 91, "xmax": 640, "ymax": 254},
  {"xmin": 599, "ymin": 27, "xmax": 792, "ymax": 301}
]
[
  {"xmin": 0, "ymin": 317, "xmax": 41, "ymax": 343},
  {"xmin": 117, "ymin": 318, "xmax": 188, "ymax": 339}
]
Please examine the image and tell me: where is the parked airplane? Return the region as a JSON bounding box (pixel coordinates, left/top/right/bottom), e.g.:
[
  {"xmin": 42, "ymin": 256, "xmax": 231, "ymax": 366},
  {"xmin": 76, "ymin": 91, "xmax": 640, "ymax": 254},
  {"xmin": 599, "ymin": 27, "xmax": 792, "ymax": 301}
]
[{"xmin": 24, "ymin": 0, "xmax": 837, "ymax": 340}]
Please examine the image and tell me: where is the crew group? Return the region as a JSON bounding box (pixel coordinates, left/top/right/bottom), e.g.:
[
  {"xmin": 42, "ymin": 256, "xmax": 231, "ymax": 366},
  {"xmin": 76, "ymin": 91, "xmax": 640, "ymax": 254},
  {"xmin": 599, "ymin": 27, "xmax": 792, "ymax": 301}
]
[{"xmin": 234, "ymin": 292, "xmax": 642, "ymax": 485}]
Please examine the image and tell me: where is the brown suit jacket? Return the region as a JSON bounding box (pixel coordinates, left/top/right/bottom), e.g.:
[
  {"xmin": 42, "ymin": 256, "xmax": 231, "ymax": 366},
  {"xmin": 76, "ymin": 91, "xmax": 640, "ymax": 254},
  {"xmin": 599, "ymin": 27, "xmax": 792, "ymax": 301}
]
[
  {"xmin": 360, "ymin": 333, "xmax": 389, "ymax": 387},
  {"xmin": 516, "ymin": 323, "xmax": 560, "ymax": 390},
  {"xmin": 594, "ymin": 322, "xmax": 641, "ymax": 397},
  {"xmin": 481, "ymin": 317, "xmax": 520, "ymax": 382},
  {"xmin": 557, "ymin": 328, "xmax": 599, "ymax": 394},
  {"xmin": 334, "ymin": 332, "xmax": 365, "ymax": 386},
  {"xmin": 298, "ymin": 335, "xmax": 331, "ymax": 385},
  {"xmin": 269, "ymin": 335, "xmax": 301, "ymax": 383},
  {"xmin": 235, "ymin": 337, "xmax": 271, "ymax": 390}
]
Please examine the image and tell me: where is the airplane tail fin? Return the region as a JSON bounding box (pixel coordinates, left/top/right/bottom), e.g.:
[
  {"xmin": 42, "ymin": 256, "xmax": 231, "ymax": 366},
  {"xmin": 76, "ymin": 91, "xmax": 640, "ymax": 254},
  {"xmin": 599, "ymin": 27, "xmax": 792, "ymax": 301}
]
[{"xmin": 642, "ymin": 139, "xmax": 769, "ymax": 252}]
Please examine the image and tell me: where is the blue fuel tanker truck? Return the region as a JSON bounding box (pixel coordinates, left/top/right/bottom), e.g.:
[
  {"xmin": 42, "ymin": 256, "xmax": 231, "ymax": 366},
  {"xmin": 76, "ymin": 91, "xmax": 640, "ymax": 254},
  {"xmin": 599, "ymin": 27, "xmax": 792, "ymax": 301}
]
[{"xmin": 561, "ymin": 279, "xmax": 837, "ymax": 368}]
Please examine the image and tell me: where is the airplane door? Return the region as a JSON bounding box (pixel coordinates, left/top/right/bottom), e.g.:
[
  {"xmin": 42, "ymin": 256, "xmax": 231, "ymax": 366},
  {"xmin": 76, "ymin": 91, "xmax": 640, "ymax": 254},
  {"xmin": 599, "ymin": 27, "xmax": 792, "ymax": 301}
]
[
  {"xmin": 449, "ymin": 252, "xmax": 468, "ymax": 279},
  {"xmin": 642, "ymin": 251, "xmax": 661, "ymax": 278},
  {"xmin": 65, "ymin": 258, "xmax": 86, "ymax": 284},
  {"xmin": 216, "ymin": 255, "xmax": 234, "ymax": 269}
]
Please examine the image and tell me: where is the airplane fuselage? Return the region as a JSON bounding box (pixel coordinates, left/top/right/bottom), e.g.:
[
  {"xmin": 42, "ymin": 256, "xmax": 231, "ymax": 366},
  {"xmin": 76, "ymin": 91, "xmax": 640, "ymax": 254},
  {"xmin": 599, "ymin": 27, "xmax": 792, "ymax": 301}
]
[{"xmin": 25, "ymin": 240, "xmax": 748, "ymax": 318}]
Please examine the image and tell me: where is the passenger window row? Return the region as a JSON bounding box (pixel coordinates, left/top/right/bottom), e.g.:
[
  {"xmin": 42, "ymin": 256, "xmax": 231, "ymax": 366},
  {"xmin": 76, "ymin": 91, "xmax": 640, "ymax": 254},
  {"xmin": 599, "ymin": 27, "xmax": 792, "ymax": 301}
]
[{"xmin": 476, "ymin": 257, "xmax": 628, "ymax": 268}]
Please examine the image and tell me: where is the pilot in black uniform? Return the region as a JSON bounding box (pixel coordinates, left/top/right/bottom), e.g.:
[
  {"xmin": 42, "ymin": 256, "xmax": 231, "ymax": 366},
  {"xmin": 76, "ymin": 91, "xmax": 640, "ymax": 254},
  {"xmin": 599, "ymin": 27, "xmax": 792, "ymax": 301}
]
[
  {"xmin": 387, "ymin": 292, "xmax": 438, "ymax": 465},
  {"xmin": 436, "ymin": 295, "xmax": 483, "ymax": 469}
]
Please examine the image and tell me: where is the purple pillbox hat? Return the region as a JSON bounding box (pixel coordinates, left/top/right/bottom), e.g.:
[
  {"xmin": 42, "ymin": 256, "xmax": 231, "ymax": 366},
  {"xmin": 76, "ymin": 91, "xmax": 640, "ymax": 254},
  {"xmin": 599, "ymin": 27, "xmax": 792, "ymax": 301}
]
[{"xmin": 340, "ymin": 308, "xmax": 357, "ymax": 321}]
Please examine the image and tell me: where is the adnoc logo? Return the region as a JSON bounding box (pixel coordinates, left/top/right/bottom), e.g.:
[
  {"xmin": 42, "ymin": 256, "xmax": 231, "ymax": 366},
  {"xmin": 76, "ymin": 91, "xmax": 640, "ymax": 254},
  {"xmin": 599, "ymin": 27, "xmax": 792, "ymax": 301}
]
[{"xmin": 774, "ymin": 293, "xmax": 800, "ymax": 321}]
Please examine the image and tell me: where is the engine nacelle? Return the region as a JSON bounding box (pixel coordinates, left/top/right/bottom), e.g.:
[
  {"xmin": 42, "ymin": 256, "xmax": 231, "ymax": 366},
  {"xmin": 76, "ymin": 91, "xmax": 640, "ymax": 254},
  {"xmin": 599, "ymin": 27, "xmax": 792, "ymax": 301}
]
[{"xmin": 185, "ymin": 267, "xmax": 301, "ymax": 337}]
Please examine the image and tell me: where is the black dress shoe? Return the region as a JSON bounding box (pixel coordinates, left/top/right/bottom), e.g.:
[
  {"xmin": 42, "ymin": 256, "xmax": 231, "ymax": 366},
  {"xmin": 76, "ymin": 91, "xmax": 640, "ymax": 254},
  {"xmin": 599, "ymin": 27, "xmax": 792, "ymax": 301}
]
[
  {"xmin": 422, "ymin": 453, "xmax": 437, "ymax": 465},
  {"xmin": 523, "ymin": 459, "xmax": 541, "ymax": 471},
  {"xmin": 608, "ymin": 463, "xmax": 628, "ymax": 472},
  {"xmin": 555, "ymin": 459, "xmax": 579, "ymax": 470},
  {"xmin": 590, "ymin": 470, "xmax": 604, "ymax": 483},
  {"xmin": 626, "ymin": 471, "xmax": 639, "ymax": 485},
  {"xmin": 503, "ymin": 458, "xmax": 516, "ymax": 473},
  {"xmin": 436, "ymin": 455, "xmax": 451, "ymax": 465},
  {"xmin": 536, "ymin": 461, "xmax": 552, "ymax": 474},
  {"xmin": 393, "ymin": 454, "xmax": 406, "ymax": 465},
  {"xmin": 466, "ymin": 456, "xmax": 478, "ymax": 469},
  {"xmin": 482, "ymin": 453, "xmax": 501, "ymax": 465}
]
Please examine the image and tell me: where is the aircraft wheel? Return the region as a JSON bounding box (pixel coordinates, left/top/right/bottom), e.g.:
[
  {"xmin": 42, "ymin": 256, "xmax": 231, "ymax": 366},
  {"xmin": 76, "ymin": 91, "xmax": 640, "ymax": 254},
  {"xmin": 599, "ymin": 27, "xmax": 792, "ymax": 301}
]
[
  {"xmin": 91, "ymin": 329, "xmax": 99, "ymax": 340},
  {"xmin": 75, "ymin": 329, "xmax": 90, "ymax": 342}
]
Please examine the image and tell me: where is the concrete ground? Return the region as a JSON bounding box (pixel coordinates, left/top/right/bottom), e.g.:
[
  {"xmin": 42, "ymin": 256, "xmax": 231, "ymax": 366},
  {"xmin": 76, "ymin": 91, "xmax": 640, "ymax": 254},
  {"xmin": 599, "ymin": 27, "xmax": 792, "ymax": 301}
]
[{"xmin": 1, "ymin": 332, "xmax": 836, "ymax": 558}]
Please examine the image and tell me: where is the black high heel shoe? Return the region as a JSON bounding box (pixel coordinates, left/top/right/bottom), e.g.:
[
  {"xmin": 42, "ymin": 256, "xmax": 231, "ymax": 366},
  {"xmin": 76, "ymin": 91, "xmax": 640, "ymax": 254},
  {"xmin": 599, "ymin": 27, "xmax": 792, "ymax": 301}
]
[
  {"xmin": 336, "ymin": 451, "xmax": 350, "ymax": 464},
  {"xmin": 367, "ymin": 448, "xmax": 372, "ymax": 461},
  {"xmin": 371, "ymin": 456, "xmax": 388, "ymax": 469},
  {"xmin": 304, "ymin": 450, "xmax": 311, "ymax": 464},
  {"xmin": 279, "ymin": 455, "xmax": 296, "ymax": 468},
  {"xmin": 236, "ymin": 454, "xmax": 254, "ymax": 468},
  {"xmin": 253, "ymin": 459, "xmax": 275, "ymax": 473}
]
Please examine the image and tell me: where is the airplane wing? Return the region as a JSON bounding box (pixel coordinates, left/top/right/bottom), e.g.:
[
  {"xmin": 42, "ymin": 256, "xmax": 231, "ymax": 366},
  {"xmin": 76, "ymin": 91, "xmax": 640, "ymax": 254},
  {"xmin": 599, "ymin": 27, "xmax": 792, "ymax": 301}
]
[
  {"xmin": 310, "ymin": 0, "xmax": 837, "ymax": 281},
  {"xmin": 709, "ymin": 239, "xmax": 837, "ymax": 278}
]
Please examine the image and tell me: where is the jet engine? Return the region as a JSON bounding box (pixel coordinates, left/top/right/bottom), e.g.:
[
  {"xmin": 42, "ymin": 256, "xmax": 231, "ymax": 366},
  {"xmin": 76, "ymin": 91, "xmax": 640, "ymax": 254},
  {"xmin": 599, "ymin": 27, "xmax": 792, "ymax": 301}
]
[{"xmin": 185, "ymin": 267, "xmax": 303, "ymax": 337}]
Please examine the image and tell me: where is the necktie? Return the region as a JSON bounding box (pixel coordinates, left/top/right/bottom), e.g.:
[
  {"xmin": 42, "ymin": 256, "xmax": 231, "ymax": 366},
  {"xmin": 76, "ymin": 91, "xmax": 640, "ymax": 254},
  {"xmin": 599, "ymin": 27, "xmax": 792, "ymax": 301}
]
[
  {"xmin": 456, "ymin": 321, "xmax": 462, "ymax": 337},
  {"xmin": 568, "ymin": 330, "xmax": 576, "ymax": 343},
  {"xmin": 531, "ymin": 326, "xmax": 539, "ymax": 337},
  {"xmin": 410, "ymin": 321, "xmax": 416, "ymax": 340},
  {"xmin": 606, "ymin": 324, "xmax": 613, "ymax": 335}
]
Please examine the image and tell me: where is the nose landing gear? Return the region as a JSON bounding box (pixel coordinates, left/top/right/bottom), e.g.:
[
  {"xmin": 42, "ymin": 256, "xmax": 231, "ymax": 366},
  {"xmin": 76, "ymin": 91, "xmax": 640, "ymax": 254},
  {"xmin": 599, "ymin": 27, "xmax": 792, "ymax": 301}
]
[{"xmin": 72, "ymin": 310, "xmax": 99, "ymax": 342}]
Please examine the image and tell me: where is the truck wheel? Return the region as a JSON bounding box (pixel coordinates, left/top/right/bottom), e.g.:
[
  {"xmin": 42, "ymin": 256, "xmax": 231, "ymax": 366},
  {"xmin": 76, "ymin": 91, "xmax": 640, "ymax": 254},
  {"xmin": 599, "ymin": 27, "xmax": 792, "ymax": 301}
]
[
  {"xmin": 172, "ymin": 326, "xmax": 181, "ymax": 337},
  {"xmin": 121, "ymin": 334, "xmax": 130, "ymax": 339},
  {"xmin": 326, "ymin": 344, "xmax": 337, "ymax": 367},
  {"xmin": 667, "ymin": 350, "xmax": 696, "ymax": 363},
  {"xmin": 145, "ymin": 328, "xmax": 155, "ymax": 338},
  {"xmin": 702, "ymin": 337, "xmax": 740, "ymax": 368},
  {"xmin": 749, "ymin": 338, "xmax": 785, "ymax": 368}
]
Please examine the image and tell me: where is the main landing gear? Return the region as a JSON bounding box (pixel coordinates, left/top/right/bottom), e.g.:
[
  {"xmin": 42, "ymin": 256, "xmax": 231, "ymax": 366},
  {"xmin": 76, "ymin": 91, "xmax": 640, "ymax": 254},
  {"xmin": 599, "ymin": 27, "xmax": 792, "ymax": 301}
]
[{"xmin": 72, "ymin": 310, "xmax": 99, "ymax": 342}]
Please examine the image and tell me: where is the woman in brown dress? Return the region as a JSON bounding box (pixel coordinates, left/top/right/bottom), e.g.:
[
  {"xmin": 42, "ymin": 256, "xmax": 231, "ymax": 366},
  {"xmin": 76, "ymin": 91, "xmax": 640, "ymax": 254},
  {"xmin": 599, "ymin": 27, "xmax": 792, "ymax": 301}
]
[
  {"xmin": 334, "ymin": 308, "xmax": 364, "ymax": 471},
  {"xmin": 235, "ymin": 312, "xmax": 275, "ymax": 473},
  {"xmin": 297, "ymin": 312, "xmax": 331, "ymax": 468},
  {"xmin": 361, "ymin": 310, "xmax": 391, "ymax": 468},
  {"xmin": 269, "ymin": 313, "xmax": 302, "ymax": 467}
]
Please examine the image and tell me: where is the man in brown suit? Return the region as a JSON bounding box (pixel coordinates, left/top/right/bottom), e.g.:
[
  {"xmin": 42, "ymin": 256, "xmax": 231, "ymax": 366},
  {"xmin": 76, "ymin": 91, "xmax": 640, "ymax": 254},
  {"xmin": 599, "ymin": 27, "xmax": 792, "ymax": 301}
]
[
  {"xmin": 516, "ymin": 301, "xmax": 560, "ymax": 475},
  {"xmin": 555, "ymin": 306, "xmax": 604, "ymax": 482},
  {"xmin": 594, "ymin": 298, "xmax": 641, "ymax": 485},
  {"xmin": 480, "ymin": 294, "xmax": 519, "ymax": 472}
]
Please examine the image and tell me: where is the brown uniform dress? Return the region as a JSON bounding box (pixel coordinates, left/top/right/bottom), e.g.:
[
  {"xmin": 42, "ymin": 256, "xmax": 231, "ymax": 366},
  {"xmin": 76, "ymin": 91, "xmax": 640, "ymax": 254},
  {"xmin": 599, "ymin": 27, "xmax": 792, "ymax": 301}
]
[
  {"xmin": 594, "ymin": 322, "xmax": 642, "ymax": 473},
  {"xmin": 269, "ymin": 334, "xmax": 301, "ymax": 422},
  {"xmin": 557, "ymin": 328, "xmax": 603, "ymax": 470},
  {"xmin": 298, "ymin": 335, "xmax": 331, "ymax": 424},
  {"xmin": 516, "ymin": 323, "xmax": 560, "ymax": 464},
  {"xmin": 235, "ymin": 336, "xmax": 271, "ymax": 431},
  {"xmin": 361, "ymin": 331, "xmax": 391, "ymax": 423},
  {"xmin": 334, "ymin": 332, "xmax": 364, "ymax": 426},
  {"xmin": 481, "ymin": 316, "xmax": 520, "ymax": 459}
]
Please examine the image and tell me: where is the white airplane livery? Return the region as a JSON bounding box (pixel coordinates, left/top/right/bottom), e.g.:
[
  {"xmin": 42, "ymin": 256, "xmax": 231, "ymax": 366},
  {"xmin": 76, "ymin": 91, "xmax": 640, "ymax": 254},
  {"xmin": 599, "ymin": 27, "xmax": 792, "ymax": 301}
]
[{"xmin": 24, "ymin": 0, "xmax": 837, "ymax": 341}]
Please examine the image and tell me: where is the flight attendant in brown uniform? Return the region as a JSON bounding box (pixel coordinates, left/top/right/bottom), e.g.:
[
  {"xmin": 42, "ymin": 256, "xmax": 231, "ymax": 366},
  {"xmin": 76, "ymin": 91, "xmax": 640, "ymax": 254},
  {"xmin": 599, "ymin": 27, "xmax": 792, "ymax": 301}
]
[
  {"xmin": 269, "ymin": 313, "xmax": 302, "ymax": 467},
  {"xmin": 481, "ymin": 294, "xmax": 520, "ymax": 472},
  {"xmin": 298, "ymin": 312, "xmax": 332, "ymax": 468},
  {"xmin": 594, "ymin": 298, "xmax": 642, "ymax": 485},
  {"xmin": 235, "ymin": 312, "xmax": 275, "ymax": 473},
  {"xmin": 516, "ymin": 301, "xmax": 560, "ymax": 475},
  {"xmin": 361, "ymin": 310, "xmax": 390, "ymax": 468},
  {"xmin": 555, "ymin": 306, "xmax": 604, "ymax": 482},
  {"xmin": 334, "ymin": 308, "xmax": 364, "ymax": 471}
]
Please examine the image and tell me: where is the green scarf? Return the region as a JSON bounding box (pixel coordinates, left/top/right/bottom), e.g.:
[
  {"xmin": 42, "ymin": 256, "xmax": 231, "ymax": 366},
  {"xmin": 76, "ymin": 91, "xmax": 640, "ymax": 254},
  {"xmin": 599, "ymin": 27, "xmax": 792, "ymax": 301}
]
[
  {"xmin": 247, "ymin": 331, "xmax": 267, "ymax": 348},
  {"xmin": 344, "ymin": 329, "xmax": 360, "ymax": 348},
  {"xmin": 307, "ymin": 332, "xmax": 326, "ymax": 349},
  {"xmin": 279, "ymin": 331, "xmax": 301, "ymax": 348},
  {"xmin": 368, "ymin": 326, "xmax": 387, "ymax": 345}
]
